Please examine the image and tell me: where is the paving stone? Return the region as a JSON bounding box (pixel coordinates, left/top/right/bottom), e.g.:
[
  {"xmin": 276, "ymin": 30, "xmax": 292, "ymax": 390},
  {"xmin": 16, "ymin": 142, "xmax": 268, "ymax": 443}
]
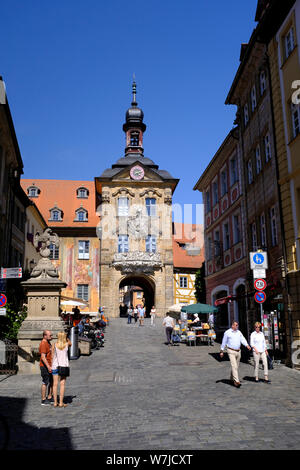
[{"xmin": 0, "ymin": 317, "xmax": 300, "ymax": 449}]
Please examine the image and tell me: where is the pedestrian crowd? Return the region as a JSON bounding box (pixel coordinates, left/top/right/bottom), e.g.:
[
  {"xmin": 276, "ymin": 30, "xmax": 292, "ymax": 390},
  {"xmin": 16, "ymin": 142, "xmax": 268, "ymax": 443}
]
[{"xmin": 125, "ymin": 304, "xmax": 157, "ymax": 327}]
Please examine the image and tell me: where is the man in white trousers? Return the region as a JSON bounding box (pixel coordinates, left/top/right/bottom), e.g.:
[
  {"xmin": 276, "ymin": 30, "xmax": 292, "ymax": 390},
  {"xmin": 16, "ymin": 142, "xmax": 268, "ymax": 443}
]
[{"xmin": 220, "ymin": 321, "xmax": 251, "ymax": 388}]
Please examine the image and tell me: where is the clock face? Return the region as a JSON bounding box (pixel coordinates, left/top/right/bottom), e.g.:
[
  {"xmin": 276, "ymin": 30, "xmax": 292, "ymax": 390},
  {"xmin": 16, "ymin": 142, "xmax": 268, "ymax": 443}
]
[{"xmin": 130, "ymin": 165, "xmax": 144, "ymax": 180}]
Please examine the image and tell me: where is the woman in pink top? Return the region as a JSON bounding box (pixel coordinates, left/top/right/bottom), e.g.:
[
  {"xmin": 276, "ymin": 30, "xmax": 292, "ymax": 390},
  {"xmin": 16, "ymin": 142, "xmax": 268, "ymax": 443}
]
[{"xmin": 51, "ymin": 331, "xmax": 71, "ymax": 407}]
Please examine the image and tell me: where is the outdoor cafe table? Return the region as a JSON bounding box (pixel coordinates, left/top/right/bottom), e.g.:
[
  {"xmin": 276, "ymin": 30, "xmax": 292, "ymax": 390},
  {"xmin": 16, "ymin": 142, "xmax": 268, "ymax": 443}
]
[{"xmin": 191, "ymin": 326, "xmax": 210, "ymax": 345}]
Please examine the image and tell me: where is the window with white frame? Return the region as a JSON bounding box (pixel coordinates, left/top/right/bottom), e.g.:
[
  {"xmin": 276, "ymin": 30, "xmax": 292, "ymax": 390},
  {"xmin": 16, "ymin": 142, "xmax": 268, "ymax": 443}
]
[
  {"xmin": 77, "ymin": 284, "xmax": 89, "ymax": 302},
  {"xmin": 75, "ymin": 208, "xmax": 88, "ymax": 221},
  {"xmin": 78, "ymin": 240, "xmax": 90, "ymax": 259},
  {"xmin": 270, "ymin": 206, "xmax": 278, "ymax": 246},
  {"xmin": 180, "ymin": 276, "xmax": 188, "ymax": 288},
  {"xmin": 49, "ymin": 243, "xmax": 59, "ymax": 260},
  {"xmin": 118, "ymin": 235, "xmax": 129, "ymax": 253},
  {"xmin": 28, "ymin": 186, "xmax": 39, "ymax": 197},
  {"xmin": 291, "ymin": 103, "xmax": 300, "ymax": 138},
  {"xmin": 256, "ymin": 145, "xmax": 262, "ymax": 174},
  {"xmin": 145, "ymin": 198, "xmax": 156, "ymax": 216},
  {"xmin": 260, "ymin": 213, "xmax": 266, "ymax": 248},
  {"xmin": 221, "ymin": 169, "xmax": 228, "ymax": 197},
  {"xmin": 77, "ymin": 187, "xmax": 89, "ymax": 198},
  {"xmin": 118, "ymin": 197, "xmax": 129, "ymax": 216},
  {"xmin": 251, "ymin": 85, "xmax": 257, "ymax": 111},
  {"xmin": 230, "ymin": 156, "xmax": 238, "ymax": 186},
  {"xmin": 233, "ymin": 214, "xmax": 241, "ymax": 244},
  {"xmin": 223, "ymin": 222, "xmax": 230, "ymax": 251},
  {"xmin": 264, "ymin": 133, "xmax": 272, "ymax": 162},
  {"xmin": 212, "ymin": 180, "xmax": 218, "ymax": 206},
  {"xmin": 260, "ymin": 70, "xmax": 266, "ymax": 95},
  {"xmin": 244, "ymin": 103, "xmax": 249, "ymax": 126},
  {"xmin": 50, "ymin": 207, "xmax": 63, "ymax": 221},
  {"xmin": 248, "ymin": 159, "xmax": 253, "ymax": 184},
  {"xmin": 251, "ymin": 222, "xmax": 257, "ymax": 251},
  {"xmin": 285, "ymin": 26, "xmax": 295, "ymax": 59},
  {"xmin": 146, "ymin": 235, "xmax": 156, "ymax": 253}
]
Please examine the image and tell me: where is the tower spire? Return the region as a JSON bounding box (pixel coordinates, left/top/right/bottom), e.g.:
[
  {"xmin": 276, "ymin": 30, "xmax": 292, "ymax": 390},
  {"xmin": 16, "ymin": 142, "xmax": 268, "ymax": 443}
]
[
  {"xmin": 132, "ymin": 74, "xmax": 137, "ymax": 106},
  {"xmin": 123, "ymin": 76, "xmax": 146, "ymax": 156}
]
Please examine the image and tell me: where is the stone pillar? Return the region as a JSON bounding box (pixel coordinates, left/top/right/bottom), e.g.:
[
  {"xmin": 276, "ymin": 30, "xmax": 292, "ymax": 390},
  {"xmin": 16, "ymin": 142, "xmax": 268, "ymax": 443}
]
[
  {"xmin": 17, "ymin": 228, "xmax": 67, "ymax": 374},
  {"xmin": 17, "ymin": 278, "xmax": 67, "ymax": 374}
]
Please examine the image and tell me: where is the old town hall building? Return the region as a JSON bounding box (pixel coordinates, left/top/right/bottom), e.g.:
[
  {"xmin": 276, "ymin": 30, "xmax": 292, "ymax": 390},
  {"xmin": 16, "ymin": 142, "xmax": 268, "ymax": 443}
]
[{"xmin": 21, "ymin": 83, "xmax": 203, "ymax": 317}]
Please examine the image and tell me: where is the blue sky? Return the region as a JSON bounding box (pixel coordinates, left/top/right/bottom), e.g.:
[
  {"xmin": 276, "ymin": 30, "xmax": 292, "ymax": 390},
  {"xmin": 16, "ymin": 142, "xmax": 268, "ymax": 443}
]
[{"xmin": 2, "ymin": 0, "xmax": 258, "ymax": 223}]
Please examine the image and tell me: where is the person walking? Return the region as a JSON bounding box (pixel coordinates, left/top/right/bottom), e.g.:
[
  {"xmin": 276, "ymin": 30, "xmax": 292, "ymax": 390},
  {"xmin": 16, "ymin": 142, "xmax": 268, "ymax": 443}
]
[
  {"xmin": 133, "ymin": 306, "xmax": 138, "ymax": 324},
  {"xmin": 51, "ymin": 331, "xmax": 72, "ymax": 408},
  {"xmin": 138, "ymin": 305, "xmax": 145, "ymax": 326},
  {"xmin": 250, "ymin": 322, "xmax": 271, "ymax": 383},
  {"xmin": 163, "ymin": 312, "xmax": 175, "ymax": 346},
  {"xmin": 150, "ymin": 306, "xmax": 156, "ymax": 326},
  {"xmin": 220, "ymin": 321, "xmax": 251, "ymax": 387},
  {"xmin": 127, "ymin": 305, "xmax": 133, "ymax": 324},
  {"xmin": 39, "ymin": 330, "xmax": 54, "ymax": 406}
]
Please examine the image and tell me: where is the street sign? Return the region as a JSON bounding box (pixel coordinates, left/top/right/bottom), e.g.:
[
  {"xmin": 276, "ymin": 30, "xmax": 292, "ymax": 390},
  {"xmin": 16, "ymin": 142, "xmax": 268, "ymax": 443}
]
[
  {"xmin": 0, "ymin": 308, "xmax": 6, "ymax": 316},
  {"xmin": 254, "ymin": 278, "xmax": 267, "ymax": 291},
  {"xmin": 253, "ymin": 268, "xmax": 266, "ymax": 279},
  {"xmin": 0, "ymin": 293, "xmax": 7, "ymax": 307},
  {"xmin": 254, "ymin": 291, "xmax": 266, "ymax": 303},
  {"xmin": 1, "ymin": 267, "xmax": 22, "ymax": 279},
  {"xmin": 250, "ymin": 252, "xmax": 268, "ymax": 270}
]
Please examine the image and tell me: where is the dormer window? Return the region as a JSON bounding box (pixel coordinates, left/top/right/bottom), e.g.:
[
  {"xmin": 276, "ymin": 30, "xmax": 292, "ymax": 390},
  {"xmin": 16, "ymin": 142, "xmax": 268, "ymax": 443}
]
[
  {"xmin": 77, "ymin": 187, "xmax": 89, "ymax": 198},
  {"xmin": 27, "ymin": 185, "xmax": 40, "ymax": 198},
  {"xmin": 49, "ymin": 206, "xmax": 63, "ymax": 222},
  {"xmin": 75, "ymin": 208, "xmax": 88, "ymax": 222},
  {"xmin": 130, "ymin": 131, "xmax": 139, "ymax": 146}
]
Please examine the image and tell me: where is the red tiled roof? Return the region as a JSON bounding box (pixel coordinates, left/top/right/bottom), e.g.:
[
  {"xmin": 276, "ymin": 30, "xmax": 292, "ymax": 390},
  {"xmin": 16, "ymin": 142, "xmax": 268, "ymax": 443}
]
[
  {"xmin": 21, "ymin": 179, "xmax": 99, "ymax": 228},
  {"xmin": 173, "ymin": 223, "xmax": 204, "ymax": 269}
]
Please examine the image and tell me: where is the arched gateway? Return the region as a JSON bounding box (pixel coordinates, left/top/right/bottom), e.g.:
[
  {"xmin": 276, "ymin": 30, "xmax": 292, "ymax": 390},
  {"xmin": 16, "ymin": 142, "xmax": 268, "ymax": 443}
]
[
  {"xmin": 95, "ymin": 81, "xmax": 179, "ymax": 317},
  {"xmin": 119, "ymin": 274, "xmax": 155, "ymax": 316}
]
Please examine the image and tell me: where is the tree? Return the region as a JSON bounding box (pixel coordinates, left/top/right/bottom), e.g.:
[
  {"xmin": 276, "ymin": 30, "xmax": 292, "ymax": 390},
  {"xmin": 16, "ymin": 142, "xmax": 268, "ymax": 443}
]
[
  {"xmin": 194, "ymin": 262, "xmax": 206, "ymax": 304},
  {"xmin": 0, "ymin": 270, "xmax": 29, "ymax": 341}
]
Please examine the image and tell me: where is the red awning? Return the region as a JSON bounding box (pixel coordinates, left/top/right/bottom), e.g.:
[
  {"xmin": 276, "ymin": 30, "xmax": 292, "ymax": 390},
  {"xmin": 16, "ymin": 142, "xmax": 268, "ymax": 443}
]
[{"xmin": 215, "ymin": 295, "xmax": 236, "ymax": 306}]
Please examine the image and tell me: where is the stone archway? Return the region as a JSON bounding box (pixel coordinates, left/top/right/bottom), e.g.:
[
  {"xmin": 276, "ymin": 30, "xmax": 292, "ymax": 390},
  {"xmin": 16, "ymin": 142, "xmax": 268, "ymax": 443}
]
[{"xmin": 119, "ymin": 274, "xmax": 155, "ymax": 317}]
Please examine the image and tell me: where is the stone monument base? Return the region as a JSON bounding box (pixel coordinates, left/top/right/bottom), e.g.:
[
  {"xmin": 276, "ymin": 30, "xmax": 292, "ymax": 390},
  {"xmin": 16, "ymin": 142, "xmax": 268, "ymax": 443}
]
[{"xmin": 18, "ymin": 317, "xmax": 66, "ymax": 374}]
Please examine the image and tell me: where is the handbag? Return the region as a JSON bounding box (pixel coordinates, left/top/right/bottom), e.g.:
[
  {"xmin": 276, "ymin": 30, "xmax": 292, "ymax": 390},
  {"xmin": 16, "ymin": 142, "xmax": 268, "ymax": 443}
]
[{"xmin": 55, "ymin": 345, "xmax": 70, "ymax": 377}]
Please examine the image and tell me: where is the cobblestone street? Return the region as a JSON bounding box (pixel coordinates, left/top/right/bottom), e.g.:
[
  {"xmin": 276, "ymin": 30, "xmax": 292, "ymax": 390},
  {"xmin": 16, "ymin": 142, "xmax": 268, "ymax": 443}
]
[{"xmin": 1, "ymin": 318, "xmax": 300, "ymax": 450}]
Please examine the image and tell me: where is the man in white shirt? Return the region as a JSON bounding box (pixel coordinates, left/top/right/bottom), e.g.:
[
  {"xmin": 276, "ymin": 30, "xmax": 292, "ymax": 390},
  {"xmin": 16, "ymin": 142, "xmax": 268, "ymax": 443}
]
[
  {"xmin": 220, "ymin": 321, "xmax": 251, "ymax": 387},
  {"xmin": 163, "ymin": 312, "xmax": 175, "ymax": 346},
  {"xmin": 250, "ymin": 322, "xmax": 270, "ymax": 383}
]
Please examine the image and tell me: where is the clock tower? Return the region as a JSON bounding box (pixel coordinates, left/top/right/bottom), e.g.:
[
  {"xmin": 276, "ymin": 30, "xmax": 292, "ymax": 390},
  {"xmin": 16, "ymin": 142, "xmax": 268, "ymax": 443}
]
[{"xmin": 95, "ymin": 81, "xmax": 179, "ymax": 318}]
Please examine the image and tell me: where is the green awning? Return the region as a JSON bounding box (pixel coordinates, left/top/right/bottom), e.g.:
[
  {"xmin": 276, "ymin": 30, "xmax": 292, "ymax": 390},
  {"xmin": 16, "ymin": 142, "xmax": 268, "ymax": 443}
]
[{"xmin": 181, "ymin": 303, "xmax": 218, "ymax": 314}]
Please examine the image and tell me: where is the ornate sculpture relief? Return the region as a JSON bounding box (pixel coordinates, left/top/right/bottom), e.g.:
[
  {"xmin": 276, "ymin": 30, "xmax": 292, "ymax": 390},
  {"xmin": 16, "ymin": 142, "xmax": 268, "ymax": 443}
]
[
  {"xmin": 30, "ymin": 228, "xmax": 60, "ymax": 279},
  {"xmin": 112, "ymin": 251, "xmax": 162, "ymax": 273},
  {"xmin": 127, "ymin": 208, "xmax": 149, "ymax": 239}
]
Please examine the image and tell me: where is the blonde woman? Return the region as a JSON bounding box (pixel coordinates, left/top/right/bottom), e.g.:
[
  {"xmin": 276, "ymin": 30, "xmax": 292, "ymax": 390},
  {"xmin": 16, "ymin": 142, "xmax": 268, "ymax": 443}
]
[
  {"xmin": 51, "ymin": 332, "xmax": 72, "ymax": 407},
  {"xmin": 250, "ymin": 322, "xmax": 271, "ymax": 383}
]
